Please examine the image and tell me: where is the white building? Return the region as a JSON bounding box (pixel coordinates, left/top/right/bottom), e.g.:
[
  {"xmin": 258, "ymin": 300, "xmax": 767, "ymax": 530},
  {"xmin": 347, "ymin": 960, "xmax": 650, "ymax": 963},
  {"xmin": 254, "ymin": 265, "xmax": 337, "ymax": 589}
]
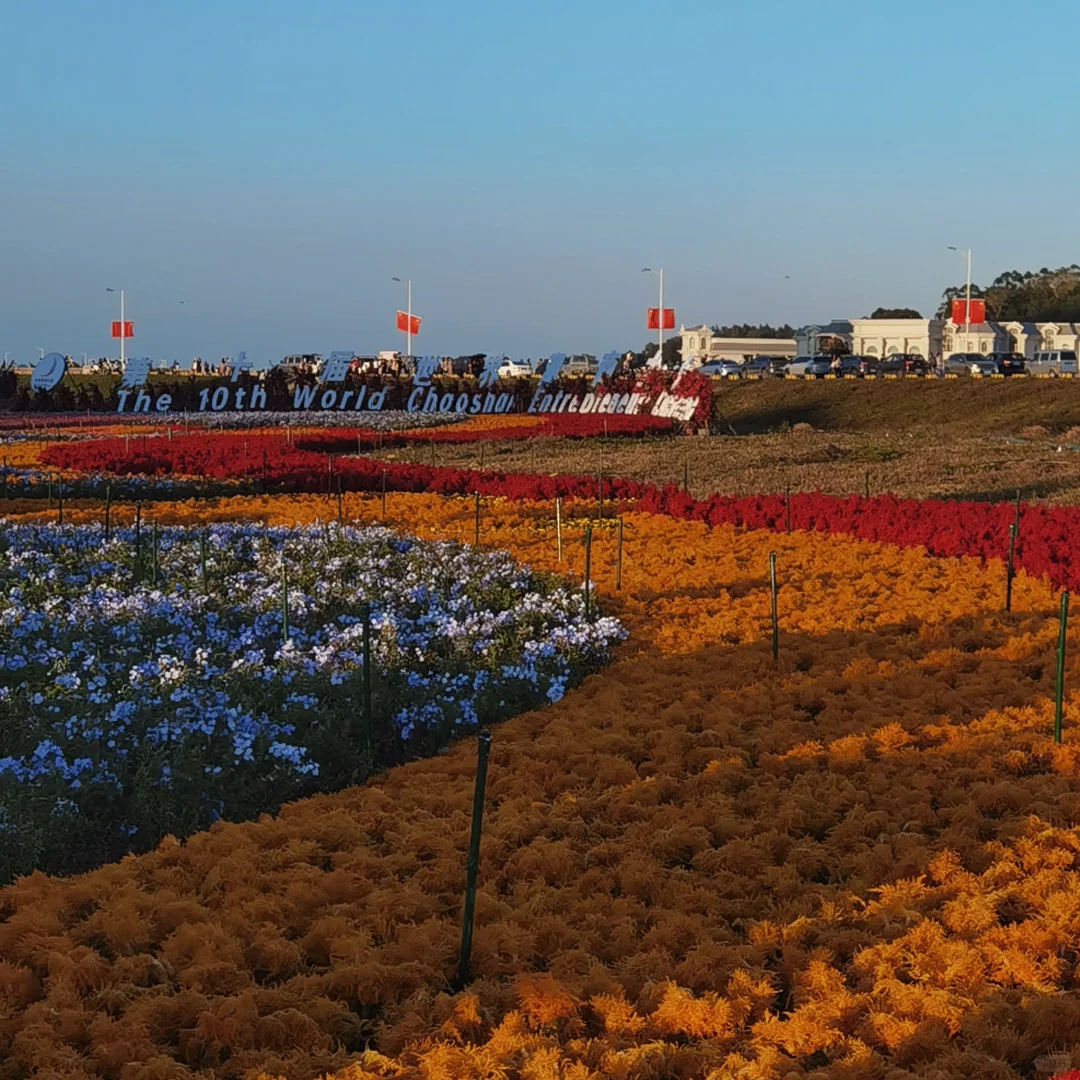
[
  {"xmin": 680, "ymin": 325, "xmax": 797, "ymax": 365},
  {"xmin": 849, "ymin": 318, "xmax": 945, "ymax": 361},
  {"xmin": 942, "ymin": 321, "xmax": 1080, "ymax": 357}
]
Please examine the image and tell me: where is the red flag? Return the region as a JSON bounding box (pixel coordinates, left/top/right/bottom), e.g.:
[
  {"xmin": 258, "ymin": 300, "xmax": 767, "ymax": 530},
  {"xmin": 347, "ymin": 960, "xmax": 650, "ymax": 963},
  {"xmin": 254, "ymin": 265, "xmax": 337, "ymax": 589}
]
[
  {"xmin": 111, "ymin": 321, "xmax": 134, "ymax": 338},
  {"xmin": 951, "ymin": 299, "xmax": 985, "ymax": 325},
  {"xmin": 396, "ymin": 311, "xmax": 421, "ymax": 335},
  {"xmin": 647, "ymin": 308, "xmax": 675, "ymax": 330}
]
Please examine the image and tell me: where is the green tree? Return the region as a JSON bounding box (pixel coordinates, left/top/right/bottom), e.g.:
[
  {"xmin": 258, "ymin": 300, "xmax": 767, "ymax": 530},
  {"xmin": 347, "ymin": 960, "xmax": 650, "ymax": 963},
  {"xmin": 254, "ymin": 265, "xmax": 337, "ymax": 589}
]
[
  {"xmin": 869, "ymin": 307, "xmax": 922, "ymax": 319},
  {"xmin": 710, "ymin": 323, "xmax": 795, "ymax": 338}
]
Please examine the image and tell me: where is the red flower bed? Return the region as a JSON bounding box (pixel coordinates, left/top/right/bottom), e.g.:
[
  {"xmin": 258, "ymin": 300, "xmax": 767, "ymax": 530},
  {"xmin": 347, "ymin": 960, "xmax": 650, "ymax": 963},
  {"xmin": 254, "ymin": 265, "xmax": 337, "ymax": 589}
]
[{"xmin": 42, "ymin": 434, "xmax": 1079, "ymax": 591}]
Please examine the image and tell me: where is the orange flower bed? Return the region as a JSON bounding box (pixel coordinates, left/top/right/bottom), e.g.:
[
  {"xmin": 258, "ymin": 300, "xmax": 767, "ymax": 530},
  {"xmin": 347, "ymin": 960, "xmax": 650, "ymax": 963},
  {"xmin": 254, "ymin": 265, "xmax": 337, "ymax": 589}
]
[
  {"xmin": 1, "ymin": 495, "xmax": 1079, "ymax": 1079},
  {"xmin": 404, "ymin": 414, "xmax": 546, "ymax": 435}
]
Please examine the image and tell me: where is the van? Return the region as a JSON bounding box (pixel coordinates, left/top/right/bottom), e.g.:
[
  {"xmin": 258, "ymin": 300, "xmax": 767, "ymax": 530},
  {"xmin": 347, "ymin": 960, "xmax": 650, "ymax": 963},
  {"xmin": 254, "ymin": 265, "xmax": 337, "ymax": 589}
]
[{"xmin": 1030, "ymin": 350, "xmax": 1079, "ymax": 376}]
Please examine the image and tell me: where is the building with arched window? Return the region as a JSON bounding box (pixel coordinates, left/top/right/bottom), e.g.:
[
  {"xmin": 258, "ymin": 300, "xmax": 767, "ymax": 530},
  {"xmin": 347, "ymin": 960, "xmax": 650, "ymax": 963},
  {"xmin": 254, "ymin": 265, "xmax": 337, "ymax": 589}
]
[
  {"xmin": 849, "ymin": 318, "xmax": 945, "ymax": 362},
  {"xmin": 678, "ymin": 325, "xmax": 797, "ymax": 365}
]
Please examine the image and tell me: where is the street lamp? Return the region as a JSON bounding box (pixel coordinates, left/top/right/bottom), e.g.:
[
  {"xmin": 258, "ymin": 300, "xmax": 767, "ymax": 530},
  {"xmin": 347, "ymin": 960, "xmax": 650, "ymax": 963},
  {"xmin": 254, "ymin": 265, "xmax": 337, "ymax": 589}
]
[
  {"xmin": 3, "ymin": 352, "xmax": 11, "ymax": 365},
  {"xmin": 106, "ymin": 287, "xmax": 126, "ymax": 367},
  {"xmin": 37, "ymin": 348, "xmax": 45, "ymax": 359},
  {"xmin": 642, "ymin": 267, "xmax": 664, "ymax": 366},
  {"xmin": 947, "ymin": 246, "xmax": 973, "ymax": 358},
  {"xmin": 391, "ymin": 277, "xmax": 412, "ymax": 361}
]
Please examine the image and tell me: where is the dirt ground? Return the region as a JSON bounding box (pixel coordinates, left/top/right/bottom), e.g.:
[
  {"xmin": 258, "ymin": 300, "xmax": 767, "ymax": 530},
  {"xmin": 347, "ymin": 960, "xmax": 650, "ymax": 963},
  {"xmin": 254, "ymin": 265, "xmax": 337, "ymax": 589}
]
[{"xmin": 378, "ymin": 426, "xmax": 1080, "ymax": 505}]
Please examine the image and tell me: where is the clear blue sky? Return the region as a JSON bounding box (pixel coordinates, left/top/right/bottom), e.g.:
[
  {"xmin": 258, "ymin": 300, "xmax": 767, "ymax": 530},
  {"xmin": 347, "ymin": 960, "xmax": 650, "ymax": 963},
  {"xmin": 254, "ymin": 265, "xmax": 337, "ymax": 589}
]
[{"xmin": 2, "ymin": 0, "xmax": 1077, "ymax": 366}]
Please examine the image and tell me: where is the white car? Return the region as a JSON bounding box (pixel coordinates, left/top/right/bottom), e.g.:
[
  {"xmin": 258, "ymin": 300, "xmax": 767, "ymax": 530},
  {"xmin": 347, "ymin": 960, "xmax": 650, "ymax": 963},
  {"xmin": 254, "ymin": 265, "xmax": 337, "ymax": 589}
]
[
  {"xmin": 496, "ymin": 358, "xmax": 532, "ymax": 379},
  {"xmin": 697, "ymin": 359, "xmax": 743, "ymax": 377}
]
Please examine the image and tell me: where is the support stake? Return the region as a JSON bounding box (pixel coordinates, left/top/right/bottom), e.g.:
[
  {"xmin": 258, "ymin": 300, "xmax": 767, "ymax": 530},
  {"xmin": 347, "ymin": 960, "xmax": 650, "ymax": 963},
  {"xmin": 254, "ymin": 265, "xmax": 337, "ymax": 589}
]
[
  {"xmin": 1056, "ymin": 590, "xmax": 1069, "ymax": 744},
  {"xmin": 583, "ymin": 524, "xmax": 593, "ymax": 621},
  {"xmin": 616, "ymin": 516, "xmax": 623, "ymax": 591},
  {"xmin": 362, "ymin": 601, "xmax": 373, "ymax": 753},
  {"xmin": 474, "ymin": 491, "xmax": 481, "ymax": 546},
  {"xmin": 456, "ymin": 730, "xmax": 492, "ymax": 989},
  {"xmin": 281, "ymin": 559, "xmax": 290, "ymax": 645},
  {"xmin": 769, "ymin": 551, "xmax": 779, "ymax": 660},
  {"xmin": 555, "ymin": 497, "xmax": 563, "ymax": 563},
  {"xmin": 1005, "ymin": 522, "xmax": 1017, "ymax": 613}
]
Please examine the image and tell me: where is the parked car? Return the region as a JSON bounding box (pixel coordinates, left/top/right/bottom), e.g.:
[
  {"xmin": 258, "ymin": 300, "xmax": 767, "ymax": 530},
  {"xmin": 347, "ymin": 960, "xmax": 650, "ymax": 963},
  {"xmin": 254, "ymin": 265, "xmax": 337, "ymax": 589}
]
[
  {"xmin": 879, "ymin": 354, "xmax": 930, "ymax": 375},
  {"xmin": 851, "ymin": 355, "xmax": 879, "ymax": 376},
  {"xmin": 742, "ymin": 355, "xmax": 775, "ymax": 375},
  {"xmin": 836, "ymin": 355, "xmax": 869, "ymax": 376},
  {"xmin": 768, "ymin": 356, "xmax": 792, "ymax": 377},
  {"xmin": 787, "ymin": 355, "xmax": 832, "ymax": 377},
  {"xmin": 495, "ymin": 358, "xmax": 532, "ymax": 379},
  {"xmin": 943, "ymin": 352, "xmax": 985, "ymax": 375},
  {"xmin": 698, "ymin": 359, "xmax": 744, "ymax": 378},
  {"xmin": 1030, "ymin": 350, "xmax": 1079, "ymax": 376},
  {"xmin": 987, "ymin": 352, "xmax": 1026, "ymax": 375}
]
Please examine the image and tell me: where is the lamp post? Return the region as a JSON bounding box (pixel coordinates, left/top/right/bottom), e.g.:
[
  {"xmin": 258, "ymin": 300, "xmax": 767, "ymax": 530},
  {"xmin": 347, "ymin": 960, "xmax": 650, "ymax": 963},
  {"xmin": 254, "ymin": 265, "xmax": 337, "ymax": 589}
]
[
  {"xmin": 392, "ymin": 276, "xmax": 412, "ymax": 361},
  {"xmin": 36, "ymin": 348, "xmax": 45, "ymax": 359},
  {"xmin": 642, "ymin": 267, "xmax": 664, "ymax": 365},
  {"xmin": 947, "ymin": 246, "xmax": 972, "ymax": 357},
  {"xmin": 106, "ymin": 287, "xmax": 125, "ymax": 367}
]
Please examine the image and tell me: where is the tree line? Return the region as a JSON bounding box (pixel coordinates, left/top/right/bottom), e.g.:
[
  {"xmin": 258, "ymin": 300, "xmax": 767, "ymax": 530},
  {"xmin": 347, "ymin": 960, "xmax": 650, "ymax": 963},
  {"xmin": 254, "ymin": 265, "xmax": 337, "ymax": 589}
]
[{"xmin": 938, "ymin": 265, "xmax": 1080, "ymax": 323}]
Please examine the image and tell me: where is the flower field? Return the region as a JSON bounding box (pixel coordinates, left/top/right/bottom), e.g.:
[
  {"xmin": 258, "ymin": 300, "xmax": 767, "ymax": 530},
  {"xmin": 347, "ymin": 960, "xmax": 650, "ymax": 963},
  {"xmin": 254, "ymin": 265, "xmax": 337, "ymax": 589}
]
[
  {"xmin": 0, "ymin": 516, "xmax": 621, "ymax": 883},
  {"xmin": 0, "ymin": 483, "xmax": 1080, "ymax": 1078}
]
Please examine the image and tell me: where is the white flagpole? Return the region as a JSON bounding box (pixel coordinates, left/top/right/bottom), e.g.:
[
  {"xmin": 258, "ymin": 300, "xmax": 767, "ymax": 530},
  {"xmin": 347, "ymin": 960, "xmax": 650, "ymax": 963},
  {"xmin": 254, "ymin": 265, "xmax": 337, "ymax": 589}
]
[
  {"xmin": 658, "ymin": 268, "xmax": 664, "ymax": 362},
  {"xmin": 120, "ymin": 289, "xmax": 125, "ymax": 367},
  {"xmin": 406, "ymin": 279, "xmax": 412, "ymax": 361}
]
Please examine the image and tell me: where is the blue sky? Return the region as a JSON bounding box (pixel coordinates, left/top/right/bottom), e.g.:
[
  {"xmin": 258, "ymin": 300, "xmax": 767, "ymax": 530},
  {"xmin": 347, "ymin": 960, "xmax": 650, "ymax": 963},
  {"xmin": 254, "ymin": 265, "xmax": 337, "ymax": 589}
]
[{"xmin": 1, "ymin": 0, "xmax": 1077, "ymax": 366}]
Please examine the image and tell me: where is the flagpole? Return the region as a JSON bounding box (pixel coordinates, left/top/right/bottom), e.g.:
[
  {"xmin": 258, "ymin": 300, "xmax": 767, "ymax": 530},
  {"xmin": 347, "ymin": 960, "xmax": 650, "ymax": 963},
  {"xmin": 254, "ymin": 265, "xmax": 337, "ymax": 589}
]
[
  {"xmin": 406, "ymin": 279, "xmax": 412, "ymax": 362},
  {"xmin": 658, "ymin": 269, "xmax": 664, "ymax": 362},
  {"xmin": 120, "ymin": 289, "xmax": 125, "ymax": 368}
]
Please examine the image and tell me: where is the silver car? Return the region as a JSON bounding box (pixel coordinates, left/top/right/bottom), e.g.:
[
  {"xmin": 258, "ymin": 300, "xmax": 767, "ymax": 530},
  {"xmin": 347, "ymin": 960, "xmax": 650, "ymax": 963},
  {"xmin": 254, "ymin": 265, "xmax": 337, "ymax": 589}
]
[{"xmin": 698, "ymin": 359, "xmax": 744, "ymax": 378}]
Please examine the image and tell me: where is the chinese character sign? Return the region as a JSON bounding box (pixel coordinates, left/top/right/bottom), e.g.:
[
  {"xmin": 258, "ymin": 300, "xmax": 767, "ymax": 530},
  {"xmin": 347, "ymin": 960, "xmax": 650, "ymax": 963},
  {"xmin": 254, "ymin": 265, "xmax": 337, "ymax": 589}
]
[
  {"xmin": 478, "ymin": 355, "xmax": 504, "ymax": 388},
  {"xmin": 592, "ymin": 350, "xmax": 620, "ymax": 387},
  {"xmin": 320, "ymin": 351, "xmax": 353, "ymax": 384},
  {"xmin": 414, "ymin": 355, "xmax": 440, "ymax": 386},
  {"xmin": 229, "ymin": 351, "xmax": 255, "ymax": 382},
  {"xmin": 540, "ymin": 353, "xmax": 566, "ymax": 387},
  {"xmin": 119, "ymin": 356, "xmax": 152, "ymax": 389}
]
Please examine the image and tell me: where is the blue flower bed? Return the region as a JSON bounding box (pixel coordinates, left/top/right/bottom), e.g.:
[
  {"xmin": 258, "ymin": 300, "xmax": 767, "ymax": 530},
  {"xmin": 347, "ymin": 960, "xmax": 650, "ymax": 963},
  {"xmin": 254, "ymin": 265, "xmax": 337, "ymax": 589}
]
[{"xmin": 0, "ymin": 520, "xmax": 624, "ymax": 880}]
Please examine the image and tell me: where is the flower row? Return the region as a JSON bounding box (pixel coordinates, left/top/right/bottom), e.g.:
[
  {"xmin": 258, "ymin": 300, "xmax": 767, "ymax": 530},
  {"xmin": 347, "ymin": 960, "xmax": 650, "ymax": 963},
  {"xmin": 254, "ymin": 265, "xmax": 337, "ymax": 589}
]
[
  {"xmin": 41, "ymin": 430, "xmax": 1080, "ymax": 593},
  {"xmin": 0, "ymin": 496, "xmax": 1074, "ymax": 1079},
  {"xmin": 0, "ymin": 519, "xmax": 622, "ymax": 882}
]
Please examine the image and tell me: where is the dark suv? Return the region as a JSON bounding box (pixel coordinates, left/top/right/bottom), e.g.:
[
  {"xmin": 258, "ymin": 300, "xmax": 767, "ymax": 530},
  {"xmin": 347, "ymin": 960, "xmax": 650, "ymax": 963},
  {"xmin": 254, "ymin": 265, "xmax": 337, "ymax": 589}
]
[
  {"xmin": 988, "ymin": 351, "xmax": 1026, "ymax": 375},
  {"xmin": 878, "ymin": 354, "xmax": 929, "ymax": 375}
]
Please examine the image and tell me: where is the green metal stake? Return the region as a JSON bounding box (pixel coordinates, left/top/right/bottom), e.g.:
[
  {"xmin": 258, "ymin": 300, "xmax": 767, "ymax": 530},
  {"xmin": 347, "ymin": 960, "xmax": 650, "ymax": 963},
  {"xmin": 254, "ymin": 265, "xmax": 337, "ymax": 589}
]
[
  {"xmin": 57, "ymin": 476, "xmax": 63, "ymax": 526},
  {"xmin": 151, "ymin": 521, "xmax": 159, "ymax": 586},
  {"xmin": 683, "ymin": 457, "xmax": 689, "ymax": 493},
  {"xmin": 337, "ymin": 477, "xmax": 344, "ymax": 525},
  {"xmin": 785, "ymin": 485, "xmax": 791, "ymax": 534},
  {"xmin": 199, "ymin": 531, "xmax": 208, "ymax": 592},
  {"xmin": 362, "ymin": 601, "xmax": 373, "ymax": 753},
  {"xmin": 281, "ymin": 559, "xmax": 290, "ymax": 644},
  {"xmin": 134, "ymin": 503, "xmax": 142, "ymax": 582},
  {"xmin": 616, "ymin": 516, "xmax": 623, "ymax": 591},
  {"xmin": 474, "ymin": 490, "xmax": 481, "ymax": 546},
  {"xmin": 769, "ymin": 551, "xmax": 779, "ymax": 660},
  {"xmin": 583, "ymin": 524, "xmax": 593, "ymax": 621},
  {"xmin": 104, "ymin": 483, "xmax": 111, "ymax": 541},
  {"xmin": 456, "ymin": 729, "xmax": 492, "ymax": 989},
  {"xmin": 864, "ymin": 470, "xmax": 870, "ymax": 501},
  {"xmin": 48, "ymin": 473, "xmax": 53, "ymax": 509},
  {"xmin": 1055, "ymin": 590, "xmax": 1069, "ymax": 744},
  {"xmin": 596, "ymin": 470, "xmax": 603, "ymax": 522},
  {"xmin": 1005, "ymin": 522, "xmax": 1017, "ymax": 613},
  {"xmin": 381, "ymin": 469, "xmax": 387, "ymax": 519}
]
